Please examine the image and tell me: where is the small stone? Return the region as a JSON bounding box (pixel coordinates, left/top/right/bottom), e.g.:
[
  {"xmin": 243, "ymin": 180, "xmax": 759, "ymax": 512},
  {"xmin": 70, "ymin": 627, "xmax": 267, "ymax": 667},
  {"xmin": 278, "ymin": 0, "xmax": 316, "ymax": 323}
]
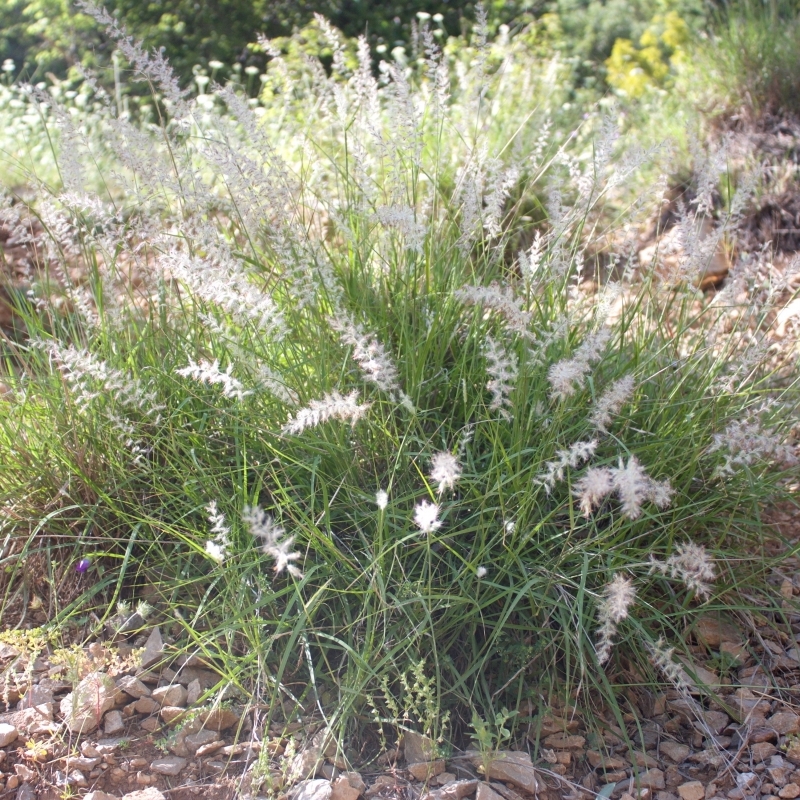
[
  {"xmin": 139, "ymin": 718, "xmax": 160, "ymax": 733},
  {"xmin": 184, "ymin": 730, "xmax": 219, "ymax": 754},
  {"xmin": 408, "ymin": 761, "xmax": 446, "ymax": 781},
  {"xmin": 17, "ymin": 685, "xmax": 53, "ymax": 709},
  {"xmin": 344, "ymin": 772, "xmax": 367, "ymax": 795},
  {"xmin": 630, "ymin": 751, "xmax": 659, "ymax": 769},
  {"xmin": 542, "ymin": 734, "xmax": 586, "ymax": 750},
  {"xmin": 151, "ymin": 756, "xmax": 187, "ymax": 776},
  {"xmin": 15, "ymin": 764, "xmax": 36, "ymax": 782},
  {"xmin": 439, "ymin": 779, "xmax": 478, "ymax": 800},
  {"xmin": 702, "ymin": 710, "xmax": 729, "ymax": 734},
  {"xmin": 160, "ymin": 706, "xmax": 186, "ymax": 725},
  {"xmin": 637, "ymin": 769, "xmax": 666, "ymax": 790},
  {"xmin": 199, "ymin": 707, "xmax": 239, "ymax": 731},
  {"xmin": 105, "ymin": 710, "xmax": 125, "ymax": 735},
  {"xmin": 66, "ymin": 756, "xmax": 101, "ymax": 771},
  {"xmin": 404, "ymin": 732, "xmax": 436, "ymax": 764},
  {"xmin": 752, "ymin": 742, "xmax": 778, "ymax": 762},
  {"xmin": 770, "ymin": 714, "xmax": 800, "ymax": 735},
  {"xmin": 780, "ymin": 785, "xmax": 800, "ymax": 799},
  {"xmin": 475, "ymin": 784, "xmax": 505, "ymax": 800},
  {"xmin": 467, "ymin": 750, "xmax": 539, "ymax": 794},
  {"xmin": 139, "ymin": 628, "xmax": 164, "ymax": 670},
  {"xmin": 121, "ymin": 790, "xmax": 167, "ymax": 800},
  {"xmin": 0, "ymin": 723, "xmax": 18, "ymax": 747},
  {"xmin": 331, "ymin": 775, "xmax": 362, "ymax": 800},
  {"xmin": 678, "ymin": 782, "xmax": 705, "ymax": 800},
  {"xmin": 195, "ymin": 740, "xmax": 225, "ymax": 757},
  {"xmin": 291, "ymin": 779, "xmax": 333, "ymax": 800},
  {"xmin": 134, "ymin": 697, "xmax": 159, "ymax": 715},
  {"xmin": 660, "ymin": 743, "xmax": 690, "ymax": 763},
  {"xmin": 720, "ymin": 642, "xmax": 748, "ymax": 663},
  {"xmin": 60, "ymin": 673, "xmax": 115, "ymax": 734},
  {"xmin": 695, "ymin": 613, "xmax": 742, "ymax": 649},
  {"xmin": 736, "ymin": 772, "xmax": 758, "ymax": 791},
  {"xmin": 434, "ymin": 773, "xmax": 456, "ymax": 785},
  {"xmin": 69, "ymin": 768, "xmax": 88, "ymax": 787},
  {"xmin": 16, "ymin": 784, "xmax": 35, "ymax": 800},
  {"xmin": 734, "ymin": 689, "xmax": 771, "ymax": 717},
  {"xmin": 84, "ymin": 792, "xmax": 121, "ymax": 800},
  {"xmin": 152, "ymin": 685, "xmax": 187, "ymax": 708},
  {"xmin": 185, "ymin": 679, "xmax": 202, "ymax": 706},
  {"xmin": 116, "ymin": 677, "xmax": 151, "ymax": 700},
  {"xmin": 6, "ymin": 775, "xmax": 18, "ymax": 790},
  {"xmin": 787, "ymin": 742, "xmax": 800, "ymax": 766}
]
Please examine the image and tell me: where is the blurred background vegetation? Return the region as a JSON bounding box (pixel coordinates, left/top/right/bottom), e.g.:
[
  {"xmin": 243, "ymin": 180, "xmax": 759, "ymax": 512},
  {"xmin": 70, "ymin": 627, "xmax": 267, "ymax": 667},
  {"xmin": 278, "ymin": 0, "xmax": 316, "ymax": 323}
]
[{"xmin": 0, "ymin": 0, "xmax": 720, "ymax": 87}]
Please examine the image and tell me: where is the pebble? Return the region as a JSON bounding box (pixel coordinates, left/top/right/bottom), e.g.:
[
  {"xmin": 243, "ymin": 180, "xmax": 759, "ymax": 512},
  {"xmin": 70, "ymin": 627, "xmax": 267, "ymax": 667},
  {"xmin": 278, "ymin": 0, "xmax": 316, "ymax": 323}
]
[
  {"xmin": 660, "ymin": 742, "xmax": 690, "ymax": 763},
  {"xmin": 104, "ymin": 710, "xmax": 125, "ymax": 735},
  {"xmin": 152, "ymin": 684, "xmax": 187, "ymax": 708},
  {"xmin": 184, "ymin": 730, "xmax": 220, "ymax": 754},
  {"xmin": 331, "ymin": 774, "xmax": 362, "ymax": 800},
  {"xmin": 139, "ymin": 627, "xmax": 164, "ymax": 670},
  {"xmin": 468, "ymin": 750, "xmax": 540, "ymax": 794},
  {"xmin": 475, "ymin": 784, "xmax": 505, "ymax": 800},
  {"xmin": 185, "ymin": 678, "xmax": 202, "ymax": 706},
  {"xmin": 678, "ymin": 782, "xmax": 705, "ymax": 800},
  {"xmin": 150, "ymin": 755, "xmax": 187, "ymax": 776},
  {"xmin": 292, "ymin": 779, "xmax": 334, "ymax": 800},
  {"xmin": 117, "ymin": 677, "xmax": 151, "ymax": 699},
  {"xmin": 195, "ymin": 739, "xmax": 225, "ymax": 757},
  {"xmin": 770, "ymin": 713, "xmax": 800, "ymax": 735},
  {"xmin": 637, "ymin": 769, "xmax": 666, "ymax": 790},
  {"xmin": 121, "ymin": 790, "xmax": 167, "ymax": 800},
  {"xmin": 780, "ymin": 785, "xmax": 800, "ymax": 799},
  {"xmin": 0, "ymin": 723, "xmax": 18, "ymax": 747},
  {"xmin": 160, "ymin": 705, "xmax": 186, "ymax": 725},
  {"xmin": 408, "ymin": 760, "xmax": 446, "ymax": 781},
  {"xmin": 133, "ymin": 697, "xmax": 159, "ymax": 715},
  {"xmin": 404, "ymin": 731, "xmax": 436, "ymax": 764}
]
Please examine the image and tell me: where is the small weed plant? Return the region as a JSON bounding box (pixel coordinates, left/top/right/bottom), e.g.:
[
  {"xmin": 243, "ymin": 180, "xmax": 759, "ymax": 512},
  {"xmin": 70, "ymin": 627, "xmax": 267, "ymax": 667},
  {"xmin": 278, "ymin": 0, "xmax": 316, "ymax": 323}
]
[{"xmin": 0, "ymin": 4, "xmax": 797, "ymax": 756}]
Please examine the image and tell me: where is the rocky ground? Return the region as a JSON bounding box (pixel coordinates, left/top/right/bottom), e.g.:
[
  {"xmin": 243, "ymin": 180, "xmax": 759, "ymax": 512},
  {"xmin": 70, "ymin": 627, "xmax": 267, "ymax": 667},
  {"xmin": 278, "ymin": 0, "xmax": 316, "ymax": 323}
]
[{"xmin": 0, "ymin": 505, "xmax": 797, "ymax": 800}]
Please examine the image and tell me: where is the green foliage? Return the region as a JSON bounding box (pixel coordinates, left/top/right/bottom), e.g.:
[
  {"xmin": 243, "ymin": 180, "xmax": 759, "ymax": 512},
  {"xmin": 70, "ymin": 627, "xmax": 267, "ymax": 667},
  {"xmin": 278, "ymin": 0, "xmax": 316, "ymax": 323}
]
[{"xmin": 693, "ymin": 0, "xmax": 800, "ymax": 120}]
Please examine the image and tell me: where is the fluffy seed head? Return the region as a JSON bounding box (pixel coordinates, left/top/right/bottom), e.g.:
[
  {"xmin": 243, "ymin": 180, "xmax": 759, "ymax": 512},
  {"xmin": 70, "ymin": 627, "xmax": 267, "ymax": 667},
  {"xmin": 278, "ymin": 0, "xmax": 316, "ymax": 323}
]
[
  {"xmin": 429, "ymin": 451, "xmax": 462, "ymax": 494},
  {"xmin": 413, "ymin": 500, "xmax": 441, "ymax": 534}
]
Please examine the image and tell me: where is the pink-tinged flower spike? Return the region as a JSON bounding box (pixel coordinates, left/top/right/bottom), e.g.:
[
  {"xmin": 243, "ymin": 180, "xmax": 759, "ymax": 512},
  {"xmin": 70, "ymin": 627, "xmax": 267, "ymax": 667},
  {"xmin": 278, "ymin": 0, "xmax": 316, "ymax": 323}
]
[
  {"xmin": 595, "ymin": 573, "xmax": 636, "ymax": 665},
  {"xmin": 429, "ymin": 451, "xmax": 462, "ymax": 494},
  {"xmin": 413, "ymin": 500, "xmax": 441, "ymax": 534}
]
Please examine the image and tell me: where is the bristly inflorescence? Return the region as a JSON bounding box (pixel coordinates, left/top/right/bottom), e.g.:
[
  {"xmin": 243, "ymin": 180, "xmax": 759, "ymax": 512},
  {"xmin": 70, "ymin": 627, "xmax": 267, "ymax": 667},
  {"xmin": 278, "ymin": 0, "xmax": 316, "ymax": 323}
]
[
  {"xmin": 282, "ymin": 390, "xmax": 371, "ymax": 435},
  {"xmin": 707, "ymin": 416, "xmax": 797, "ymax": 477},
  {"xmin": 572, "ymin": 455, "xmax": 673, "ymax": 519},
  {"xmin": 649, "ymin": 542, "xmax": 716, "ymax": 599},
  {"xmin": 483, "ymin": 336, "xmax": 519, "ymax": 419},
  {"xmin": 595, "ymin": 573, "xmax": 636, "ymax": 665},
  {"xmin": 331, "ymin": 316, "xmax": 414, "ymax": 411},
  {"xmin": 205, "ymin": 501, "xmax": 231, "ymax": 564},
  {"xmin": 535, "ymin": 440, "xmax": 598, "ymax": 494},
  {"xmin": 590, "ymin": 375, "xmax": 635, "ymax": 432},
  {"xmin": 456, "ymin": 283, "xmax": 534, "ymax": 340},
  {"xmin": 548, "ymin": 327, "xmax": 612, "ymax": 400},
  {"xmin": 242, "ymin": 506, "xmax": 303, "ymax": 578},
  {"xmin": 176, "ymin": 359, "xmax": 250, "ymax": 402}
]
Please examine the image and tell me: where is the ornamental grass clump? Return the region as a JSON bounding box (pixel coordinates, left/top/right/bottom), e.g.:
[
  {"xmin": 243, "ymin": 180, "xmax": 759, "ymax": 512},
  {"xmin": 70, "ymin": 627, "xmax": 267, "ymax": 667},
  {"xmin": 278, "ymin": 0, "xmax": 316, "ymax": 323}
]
[{"xmin": 0, "ymin": 6, "xmax": 797, "ymax": 753}]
